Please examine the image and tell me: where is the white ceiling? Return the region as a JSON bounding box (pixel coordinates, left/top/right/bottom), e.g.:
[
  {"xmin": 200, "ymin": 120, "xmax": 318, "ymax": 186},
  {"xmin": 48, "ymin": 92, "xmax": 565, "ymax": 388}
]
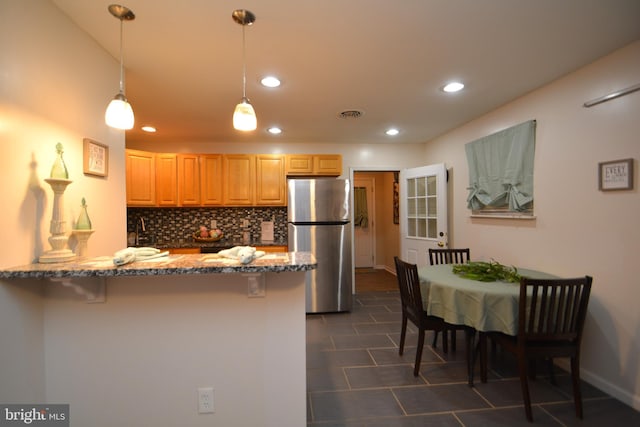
[{"xmin": 51, "ymin": 0, "xmax": 640, "ymax": 145}]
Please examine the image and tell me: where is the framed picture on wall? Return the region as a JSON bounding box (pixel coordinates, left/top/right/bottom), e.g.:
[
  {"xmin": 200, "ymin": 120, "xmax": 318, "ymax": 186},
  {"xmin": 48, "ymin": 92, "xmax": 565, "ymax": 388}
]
[
  {"xmin": 598, "ymin": 158, "xmax": 633, "ymax": 191},
  {"xmin": 83, "ymin": 138, "xmax": 109, "ymax": 177},
  {"xmin": 393, "ymin": 172, "xmax": 399, "ymax": 224}
]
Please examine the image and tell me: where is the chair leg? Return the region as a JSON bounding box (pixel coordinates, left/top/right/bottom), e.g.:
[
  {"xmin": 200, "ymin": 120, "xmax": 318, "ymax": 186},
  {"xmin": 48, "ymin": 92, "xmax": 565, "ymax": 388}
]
[
  {"xmin": 547, "ymin": 357, "xmax": 557, "ymax": 385},
  {"xmin": 465, "ymin": 329, "xmax": 475, "ymax": 387},
  {"xmin": 442, "ymin": 328, "xmax": 449, "ymax": 353},
  {"xmin": 570, "ymin": 356, "xmax": 584, "ymax": 419},
  {"xmin": 432, "ymin": 331, "xmax": 439, "ymax": 348},
  {"xmin": 414, "ymin": 329, "xmax": 425, "ymax": 376},
  {"xmin": 479, "ymin": 332, "xmax": 488, "ymax": 383},
  {"xmin": 450, "ymin": 329, "xmax": 457, "ymax": 351},
  {"xmin": 399, "ymin": 315, "xmax": 408, "ymax": 356},
  {"xmin": 518, "ymin": 355, "xmax": 533, "ymax": 422}
]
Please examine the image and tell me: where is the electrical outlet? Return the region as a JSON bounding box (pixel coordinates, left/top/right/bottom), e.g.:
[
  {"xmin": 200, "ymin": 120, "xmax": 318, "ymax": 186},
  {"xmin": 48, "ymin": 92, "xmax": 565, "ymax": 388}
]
[
  {"xmin": 198, "ymin": 387, "xmax": 215, "ymax": 414},
  {"xmin": 246, "ymin": 274, "xmax": 265, "ymax": 298},
  {"xmin": 210, "ymin": 219, "xmax": 217, "ymax": 229}
]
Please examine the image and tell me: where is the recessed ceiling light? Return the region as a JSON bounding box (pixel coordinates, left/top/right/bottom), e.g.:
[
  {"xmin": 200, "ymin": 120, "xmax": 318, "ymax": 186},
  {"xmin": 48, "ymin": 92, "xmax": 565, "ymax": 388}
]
[
  {"xmin": 260, "ymin": 76, "xmax": 281, "ymax": 88},
  {"xmin": 141, "ymin": 125, "xmax": 156, "ymax": 133},
  {"xmin": 267, "ymin": 127, "xmax": 282, "ymax": 134},
  {"xmin": 386, "ymin": 128, "xmax": 400, "ymax": 136},
  {"xmin": 443, "ymin": 82, "xmax": 465, "ymax": 93}
]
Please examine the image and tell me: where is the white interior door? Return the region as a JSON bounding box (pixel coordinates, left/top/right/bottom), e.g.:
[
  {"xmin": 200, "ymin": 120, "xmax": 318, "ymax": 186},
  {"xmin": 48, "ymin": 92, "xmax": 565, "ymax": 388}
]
[
  {"xmin": 399, "ymin": 164, "xmax": 448, "ymax": 267},
  {"xmin": 354, "ymin": 178, "xmax": 375, "ymax": 268}
]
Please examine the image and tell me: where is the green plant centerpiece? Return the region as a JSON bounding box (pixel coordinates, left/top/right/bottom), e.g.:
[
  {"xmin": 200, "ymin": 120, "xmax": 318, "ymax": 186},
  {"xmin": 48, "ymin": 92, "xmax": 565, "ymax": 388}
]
[{"xmin": 452, "ymin": 259, "xmax": 521, "ymax": 283}]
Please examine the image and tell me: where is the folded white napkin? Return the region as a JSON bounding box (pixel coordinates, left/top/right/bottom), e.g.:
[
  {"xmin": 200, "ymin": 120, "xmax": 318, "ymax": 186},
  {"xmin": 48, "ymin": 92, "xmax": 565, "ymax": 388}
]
[{"xmin": 113, "ymin": 247, "xmax": 169, "ymax": 266}]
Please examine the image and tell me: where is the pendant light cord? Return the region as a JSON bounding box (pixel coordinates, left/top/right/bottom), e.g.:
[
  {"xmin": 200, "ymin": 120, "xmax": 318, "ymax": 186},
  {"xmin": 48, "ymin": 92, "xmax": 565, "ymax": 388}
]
[
  {"xmin": 241, "ymin": 23, "xmax": 247, "ymax": 99},
  {"xmin": 119, "ymin": 17, "xmax": 125, "ymax": 94}
]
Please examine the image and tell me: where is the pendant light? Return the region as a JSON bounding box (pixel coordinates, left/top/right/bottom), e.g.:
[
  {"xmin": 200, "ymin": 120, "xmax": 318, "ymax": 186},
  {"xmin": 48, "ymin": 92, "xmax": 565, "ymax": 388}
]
[
  {"xmin": 232, "ymin": 9, "xmax": 257, "ymax": 131},
  {"xmin": 105, "ymin": 4, "xmax": 135, "ymax": 130}
]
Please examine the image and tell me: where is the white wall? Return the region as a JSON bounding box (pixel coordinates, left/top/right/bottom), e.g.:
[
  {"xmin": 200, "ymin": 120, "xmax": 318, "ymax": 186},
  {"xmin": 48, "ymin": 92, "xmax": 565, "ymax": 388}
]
[
  {"xmin": 423, "ymin": 41, "xmax": 640, "ymax": 409},
  {"xmin": 43, "ymin": 272, "xmax": 307, "ymax": 427},
  {"xmin": 0, "ymin": 0, "xmax": 125, "ymax": 404}
]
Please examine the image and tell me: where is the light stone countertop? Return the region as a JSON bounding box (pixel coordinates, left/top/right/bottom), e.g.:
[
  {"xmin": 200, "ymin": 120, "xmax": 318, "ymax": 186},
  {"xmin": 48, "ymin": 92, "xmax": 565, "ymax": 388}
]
[{"xmin": 0, "ymin": 252, "xmax": 316, "ymax": 279}]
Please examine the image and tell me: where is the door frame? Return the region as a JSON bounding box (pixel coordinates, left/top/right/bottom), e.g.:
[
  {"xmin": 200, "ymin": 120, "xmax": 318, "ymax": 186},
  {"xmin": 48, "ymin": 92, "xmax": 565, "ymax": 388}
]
[{"xmin": 349, "ymin": 166, "xmax": 400, "ymax": 294}]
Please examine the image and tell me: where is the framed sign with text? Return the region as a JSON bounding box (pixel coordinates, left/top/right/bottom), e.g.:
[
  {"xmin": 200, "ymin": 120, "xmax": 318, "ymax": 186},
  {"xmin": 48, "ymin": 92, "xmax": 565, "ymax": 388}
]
[
  {"xmin": 83, "ymin": 138, "xmax": 109, "ymax": 177},
  {"xmin": 598, "ymin": 158, "xmax": 633, "ymax": 191}
]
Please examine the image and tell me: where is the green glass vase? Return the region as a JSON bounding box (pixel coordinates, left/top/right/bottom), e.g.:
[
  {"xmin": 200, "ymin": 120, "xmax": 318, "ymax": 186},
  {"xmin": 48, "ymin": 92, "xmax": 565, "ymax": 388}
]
[
  {"xmin": 50, "ymin": 142, "xmax": 69, "ymax": 179},
  {"xmin": 76, "ymin": 198, "xmax": 92, "ymax": 230}
]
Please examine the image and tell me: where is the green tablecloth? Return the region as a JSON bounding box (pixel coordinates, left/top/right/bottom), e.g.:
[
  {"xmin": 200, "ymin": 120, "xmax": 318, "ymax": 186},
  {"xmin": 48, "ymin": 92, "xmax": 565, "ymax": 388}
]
[{"xmin": 417, "ymin": 264, "xmax": 556, "ymax": 335}]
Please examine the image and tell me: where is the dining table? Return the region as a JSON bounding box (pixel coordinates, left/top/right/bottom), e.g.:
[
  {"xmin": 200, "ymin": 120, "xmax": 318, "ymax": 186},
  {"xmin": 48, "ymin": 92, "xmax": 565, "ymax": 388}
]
[{"xmin": 417, "ymin": 263, "xmax": 557, "ymax": 385}]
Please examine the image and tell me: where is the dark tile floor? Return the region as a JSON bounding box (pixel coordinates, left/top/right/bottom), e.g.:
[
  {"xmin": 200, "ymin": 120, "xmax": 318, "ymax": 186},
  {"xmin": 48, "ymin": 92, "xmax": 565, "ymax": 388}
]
[{"xmin": 306, "ymin": 275, "xmax": 640, "ymax": 426}]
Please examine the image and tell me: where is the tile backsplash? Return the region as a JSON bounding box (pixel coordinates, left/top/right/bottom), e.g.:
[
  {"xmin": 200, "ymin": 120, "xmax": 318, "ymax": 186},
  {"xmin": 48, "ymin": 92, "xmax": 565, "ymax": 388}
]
[{"xmin": 127, "ymin": 207, "xmax": 288, "ymax": 244}]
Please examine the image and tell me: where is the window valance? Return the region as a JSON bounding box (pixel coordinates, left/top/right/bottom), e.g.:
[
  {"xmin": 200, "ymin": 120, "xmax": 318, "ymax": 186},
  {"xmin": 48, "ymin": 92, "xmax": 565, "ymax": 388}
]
[{"xmin": 465, "ymin": 120, "xmax": 536, "ymax": 212}]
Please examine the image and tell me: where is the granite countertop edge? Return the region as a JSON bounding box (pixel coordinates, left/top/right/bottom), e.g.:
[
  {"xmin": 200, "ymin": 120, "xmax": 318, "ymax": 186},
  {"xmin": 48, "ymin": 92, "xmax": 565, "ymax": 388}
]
[
  {"xmin": 148, "ymin": 240, "xmax": 289, "ymax": 250},
  {"xmin": 0, "ymin": 252, "xmax": 316, "ymax": 279}
]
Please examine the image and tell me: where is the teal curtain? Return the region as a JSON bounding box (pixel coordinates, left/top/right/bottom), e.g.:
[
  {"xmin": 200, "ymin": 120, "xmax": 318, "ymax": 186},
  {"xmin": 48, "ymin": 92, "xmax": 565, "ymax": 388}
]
[
  {"xmin": 354, "ymin": 187, "xmax": 368, "ymax": 227},
  {"xmin": 465, "ymin": 120, "xmax": 536, "ymax": 211}
]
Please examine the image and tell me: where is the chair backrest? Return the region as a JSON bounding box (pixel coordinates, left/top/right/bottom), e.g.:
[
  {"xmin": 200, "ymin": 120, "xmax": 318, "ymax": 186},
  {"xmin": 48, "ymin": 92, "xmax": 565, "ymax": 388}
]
[
  {"xmin": 428, "ymin": 248, "xmax": 471, "ymax": 265},
  {"xmin": 394, "ymin": 257, "xmax": 424, "ymax": 321},
  {"xmin": 519, "ymin": 276, "xmax": 592, "ymax": 344}
]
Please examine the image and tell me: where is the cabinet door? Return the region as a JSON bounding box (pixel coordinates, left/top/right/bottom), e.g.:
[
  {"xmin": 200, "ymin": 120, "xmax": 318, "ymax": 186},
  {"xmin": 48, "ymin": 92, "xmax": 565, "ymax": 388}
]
[
  {"xmin": 223, "ymin": 154, "xmax": 255, "ymax": 205},
  {"xmin": 156, "ymin": 153, "xmax": 178, "ymax": 206},
  {"xmin": 200, "ymin": 154, "xmax": 223, "ymax": 205},
  {"xmin": 256, "ymin": 245, "xmax": 288, "ymax": 253},
  {"xmin": 256, "ymin": 154, "xmax": 286, "ymax": 206},
  {"xmin": 314, "ymin": 154, "xmax": 342, "ymax": 176},
  {"xmin": 178, "ymin": 154, "xmax": 200, "ymax": 206},
  {"xmin": 285, "ymin": 154, "xmax": 313, "ymax": 176},
  {"xmin": 126, "ymin": 149, "xmax": 156, "ymax": 206}
]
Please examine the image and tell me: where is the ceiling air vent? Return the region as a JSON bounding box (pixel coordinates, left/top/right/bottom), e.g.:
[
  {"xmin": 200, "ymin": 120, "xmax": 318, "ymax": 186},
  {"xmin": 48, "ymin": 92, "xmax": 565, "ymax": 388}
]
[{"xmin": 338, "ymin": 109, "xmax": 364, "ymax": 119}]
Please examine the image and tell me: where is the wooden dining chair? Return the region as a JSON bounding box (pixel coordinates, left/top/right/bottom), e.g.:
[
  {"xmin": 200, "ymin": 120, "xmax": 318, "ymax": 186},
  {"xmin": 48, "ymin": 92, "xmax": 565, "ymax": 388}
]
[
  {"xmin": 428, "ymin": 248, "xmax": 471, "ymax": 351},
  {"xmin": 483, "ymin": 276, "xmax": 593, "ymax": 422},
  {"xmin": 394, "ymin": 256, "xmax": 447, "ymax": 376}
]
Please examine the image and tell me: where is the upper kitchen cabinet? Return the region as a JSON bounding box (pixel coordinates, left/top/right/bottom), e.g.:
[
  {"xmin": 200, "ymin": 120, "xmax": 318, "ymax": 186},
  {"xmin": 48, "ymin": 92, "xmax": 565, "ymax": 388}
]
[
  {"xmin": 285, "ymin": 154, "xmax": 342, "ymax": 176},
  {"xmin": 256, "ymin": 154, "xmax": 286, "ymax": 206},
  {"xmin": 155, "ymin": 153, "xmax": 178, "ymax": 206},
  {"xmin": 126, "ymin": 149, "xmax": 156, "ymax": 206},
  {"xmin": 178, "ymin": 154, "xmax": 201, "ymax": 206},
  {"xmin": 200, "ymin": 154, "xmax": 223, "ymax": 206},
  {"xmin": 314, "ymin": 155, "xmax": 342, "ymax": 176},
  {"xmin": 223, "ymin": 154, "xmax": 255, "ymax": 206}
]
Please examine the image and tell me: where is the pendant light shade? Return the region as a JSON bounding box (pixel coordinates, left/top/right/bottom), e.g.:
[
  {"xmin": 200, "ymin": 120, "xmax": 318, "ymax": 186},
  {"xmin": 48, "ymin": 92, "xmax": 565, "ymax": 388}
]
[
  {"xmin": 105, "ymin": 92, "xmax": 134, "ymax": 129},
  {"xmin": 233, "ymin": 97, "xmax": 257, "ymax": 131},
  {"xmin": 232, "ymin": 10, "xmax": 257, "ymax": 131},
  {"xmin": 106, "ymin": 4, "xmax": 135, "ymax": 130}
]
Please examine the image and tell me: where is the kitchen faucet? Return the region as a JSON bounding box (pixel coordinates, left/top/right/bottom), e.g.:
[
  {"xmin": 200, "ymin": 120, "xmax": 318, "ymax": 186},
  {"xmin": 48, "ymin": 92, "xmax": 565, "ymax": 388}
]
[{"xmin": 135, "ymin": 217, "xmax": 147, "ymax": 246}]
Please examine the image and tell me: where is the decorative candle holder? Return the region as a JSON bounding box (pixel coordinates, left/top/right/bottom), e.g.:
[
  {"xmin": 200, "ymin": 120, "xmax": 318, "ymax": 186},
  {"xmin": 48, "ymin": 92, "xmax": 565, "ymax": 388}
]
[
  {"xmin": 39, "ymin": 178, "xmax": 76, "ymax": 263},
  {"xmin": 71, "ymin": 229, "xmax": 95, "ymax": 257}
]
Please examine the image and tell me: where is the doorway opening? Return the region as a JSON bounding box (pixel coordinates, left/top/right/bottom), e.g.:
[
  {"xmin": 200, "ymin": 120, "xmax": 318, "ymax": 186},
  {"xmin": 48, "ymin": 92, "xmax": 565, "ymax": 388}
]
[{"xmin": 352, "ymin": 170, "xmax": 400, "ymax": 293}]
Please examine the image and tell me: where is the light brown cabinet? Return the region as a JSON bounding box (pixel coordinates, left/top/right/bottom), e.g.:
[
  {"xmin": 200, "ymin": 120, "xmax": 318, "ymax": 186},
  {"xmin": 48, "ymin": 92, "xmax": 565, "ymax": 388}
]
[
  {"xmin": 284, "ymin": 154, "xmax": 314, "ymax": 175},
  {"xmin": 126, "ymin": 149, "xmax": 156, "ymax": 206},
  {"xmin": 126, "ymin": 150, "xmax": 340, "ymax": 206},
  {"xmin": 256, "ymin": 245, "xmax": 288, "ymax": 253},
  {"xmin": 223, "ymin": 154, "xmax": 255, "ymax": 206},
  {"xmin": 155, "ymin": 153, "xmax": 178, "ymax": 206},
  {"xmin": 167, "ymin": 247, "xmax": 200, "ymax": 254},
  {"xmin": 314, "ymin": 154, "xmax": 342, "ymax": 176},
  {"xmin": 178, "ymin": 154, "xmax": 201, "ymax": 206},
  {"xmin": 256, "ymin": 154, "xmax": 286, "ymax": 205},
  {"xmin": 200, "ymin": 154, "xmax": 223, "ymax": 206},
  {"xmin": 285, "ymin": 154, "xmax": 342, "ymax": 176}
]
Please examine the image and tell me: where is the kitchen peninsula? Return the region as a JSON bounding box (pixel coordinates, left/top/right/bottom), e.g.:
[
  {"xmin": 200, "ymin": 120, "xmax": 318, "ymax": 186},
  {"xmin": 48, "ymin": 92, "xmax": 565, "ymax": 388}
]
[{"xmin": 0, "ymin": 253, "xmax": 315, "ymax": 427}]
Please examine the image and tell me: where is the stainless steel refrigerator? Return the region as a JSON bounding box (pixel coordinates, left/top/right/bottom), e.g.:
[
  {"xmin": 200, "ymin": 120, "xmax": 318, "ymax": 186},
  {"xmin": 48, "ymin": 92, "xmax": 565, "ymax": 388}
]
[{"xmin": 288, "ymin": 179, "xmax": 352, "ymax": 313}]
